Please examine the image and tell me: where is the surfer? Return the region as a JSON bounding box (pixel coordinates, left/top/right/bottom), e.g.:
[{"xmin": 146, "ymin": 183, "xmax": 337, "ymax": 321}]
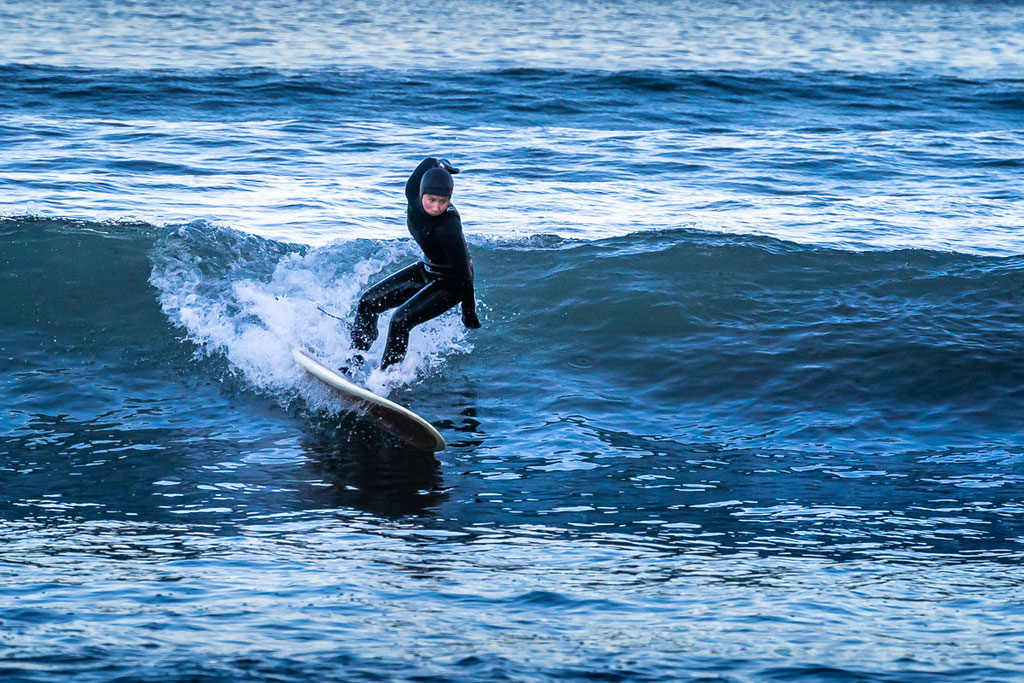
[{"xmin": 348, "ymin": 157, "xmax": 481, "ymax": 369}]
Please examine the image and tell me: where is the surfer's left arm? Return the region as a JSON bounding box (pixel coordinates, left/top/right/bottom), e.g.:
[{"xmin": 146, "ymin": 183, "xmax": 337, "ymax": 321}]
[
  {"xmin": 439, "ymin": 215, "xmax": 481, "ymax": 329},
  {"xmin": 461, "ymin": 284, "xmax": 481, "ymax": 329}
]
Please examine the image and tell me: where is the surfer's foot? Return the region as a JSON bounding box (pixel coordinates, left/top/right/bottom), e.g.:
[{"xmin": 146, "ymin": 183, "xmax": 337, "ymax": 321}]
[{"xmin": 338, "ymin": 351, "xmax": 366, "ymax": 376}]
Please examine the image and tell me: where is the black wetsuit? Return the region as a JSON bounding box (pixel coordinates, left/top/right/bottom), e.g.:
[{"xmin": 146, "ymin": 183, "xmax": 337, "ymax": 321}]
[{"xmin": 351, "ymin": 157, "xmax": 477, "ymax": 368}]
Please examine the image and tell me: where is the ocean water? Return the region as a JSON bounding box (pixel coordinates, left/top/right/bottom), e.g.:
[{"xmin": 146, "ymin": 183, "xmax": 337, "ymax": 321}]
[{"xmin": 2, "ymin": 1, "xmax": 1024, "ymax": 681}]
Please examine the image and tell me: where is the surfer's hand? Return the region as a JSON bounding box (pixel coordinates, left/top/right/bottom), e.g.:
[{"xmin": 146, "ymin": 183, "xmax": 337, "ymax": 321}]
[
  {"xmin": 462, "ymin": 308, "xmax": 481, "ymax": 329},
  {"xmin": 438, "ymin": 158, "xmax": 460, "ymax": 174}
]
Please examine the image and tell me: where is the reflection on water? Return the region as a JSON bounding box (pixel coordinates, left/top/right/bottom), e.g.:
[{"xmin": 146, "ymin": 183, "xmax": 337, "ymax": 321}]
[{"xmin": 300, "ymin": 417, "xmax": 445, "ymax": 518}]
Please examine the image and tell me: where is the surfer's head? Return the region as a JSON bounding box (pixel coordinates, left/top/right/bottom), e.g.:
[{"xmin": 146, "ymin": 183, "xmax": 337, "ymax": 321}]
[{"xmin": 420, "ymin": 166, "xmax": 453, "ymax": 216}]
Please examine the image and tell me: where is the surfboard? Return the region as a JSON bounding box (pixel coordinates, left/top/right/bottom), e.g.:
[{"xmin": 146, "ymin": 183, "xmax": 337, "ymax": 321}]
[{"xmin": 292, "ymin": 347, "xmax": 446, "ymax": 452}]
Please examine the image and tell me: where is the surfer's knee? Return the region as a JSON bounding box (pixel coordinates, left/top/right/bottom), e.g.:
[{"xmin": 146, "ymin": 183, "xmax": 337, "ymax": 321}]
[
  {"xmin": 351, "ymin": 307, "xmax": 381, "ymax": 354},
  {"xmin": 389, "ymin": 307, "xmax": 416, "ymax": 336},
  {"xmin": 356, "ymin": 293, "xmax": 376, "ymax": 316}
]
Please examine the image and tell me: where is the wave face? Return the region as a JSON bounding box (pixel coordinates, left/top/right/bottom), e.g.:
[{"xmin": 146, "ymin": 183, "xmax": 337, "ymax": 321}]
[{"xmin": 4, "ymin": 217, "xmax": 1022, "ymax": 458}]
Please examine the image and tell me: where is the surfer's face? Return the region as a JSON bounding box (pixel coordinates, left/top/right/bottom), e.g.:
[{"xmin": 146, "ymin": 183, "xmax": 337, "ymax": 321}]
[{"xmin": 422, "ymin": 193, "xmax": 450, "ymax": 216}]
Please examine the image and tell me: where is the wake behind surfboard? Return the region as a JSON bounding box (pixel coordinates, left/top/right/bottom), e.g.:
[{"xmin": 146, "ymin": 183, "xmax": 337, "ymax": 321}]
[{"xmin": 292, "ymin": 347, "xmax": 446, "ymax": 452}]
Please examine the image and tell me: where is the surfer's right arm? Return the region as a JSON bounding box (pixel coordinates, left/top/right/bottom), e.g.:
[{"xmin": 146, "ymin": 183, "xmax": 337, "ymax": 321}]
[{"xmin": 405, "ymin": 157, "xmax": 440, "ymax": 207}]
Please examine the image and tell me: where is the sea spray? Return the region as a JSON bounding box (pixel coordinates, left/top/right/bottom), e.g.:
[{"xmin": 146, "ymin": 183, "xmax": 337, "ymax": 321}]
[{"xmin": 148, "ymin": 221, "xmax": 471, "ymax": 406}]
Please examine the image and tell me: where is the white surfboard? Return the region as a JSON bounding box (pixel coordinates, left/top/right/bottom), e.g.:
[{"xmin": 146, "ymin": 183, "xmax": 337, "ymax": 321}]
[{"xmin": 292, "ymin": 347, "xmax": 446, "ymax": 452}]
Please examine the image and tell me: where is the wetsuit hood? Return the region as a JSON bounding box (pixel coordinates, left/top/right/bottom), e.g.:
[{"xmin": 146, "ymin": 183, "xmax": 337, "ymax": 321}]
[{"xmin": 420, "ymin": 167, "xmax": 454, "ymax": 198}]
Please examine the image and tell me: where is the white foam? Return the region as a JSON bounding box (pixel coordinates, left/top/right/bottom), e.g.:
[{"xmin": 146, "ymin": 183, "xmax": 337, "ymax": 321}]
[{"xmin": 150, "ymin": 231, "xmax": 471, "ymax": 409}]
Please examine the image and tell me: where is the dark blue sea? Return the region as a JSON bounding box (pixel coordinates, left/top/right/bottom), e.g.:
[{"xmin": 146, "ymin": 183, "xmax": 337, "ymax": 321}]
[{"xmin": 2, "ymin": 1, "xmax": 1024, "ymax": 680}]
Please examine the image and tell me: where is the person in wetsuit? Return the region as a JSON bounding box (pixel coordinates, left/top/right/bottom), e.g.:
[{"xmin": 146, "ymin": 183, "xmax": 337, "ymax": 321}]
[{"xmin": 349, "ymin": 157, "xmax": 481, "ymax": 369}]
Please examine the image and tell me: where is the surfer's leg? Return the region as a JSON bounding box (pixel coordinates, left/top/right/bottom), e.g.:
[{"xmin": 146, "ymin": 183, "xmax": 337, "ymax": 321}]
[
  {"xmin": 381, "ymin": 282, "xmax": 461, "ymax": 368},
  {"xmin": 351, "ymin": 263, "xmax": 429, "ymax": 351}
]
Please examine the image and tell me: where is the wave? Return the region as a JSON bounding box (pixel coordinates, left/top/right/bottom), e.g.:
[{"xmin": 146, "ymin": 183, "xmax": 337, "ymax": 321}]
[
  {"xmin": 1, "ymin": 64, "xmax": 1020, "ymax": 129},
  {"xmin": 3, "ymin": 217, "xmax": 1022, "ymax": 446}
]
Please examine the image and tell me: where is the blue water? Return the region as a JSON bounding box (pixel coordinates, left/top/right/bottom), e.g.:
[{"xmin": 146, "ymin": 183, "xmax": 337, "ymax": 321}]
[{"xmin": 2, "ymin": 1, "xmax": 1024, "ymax": 681}]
